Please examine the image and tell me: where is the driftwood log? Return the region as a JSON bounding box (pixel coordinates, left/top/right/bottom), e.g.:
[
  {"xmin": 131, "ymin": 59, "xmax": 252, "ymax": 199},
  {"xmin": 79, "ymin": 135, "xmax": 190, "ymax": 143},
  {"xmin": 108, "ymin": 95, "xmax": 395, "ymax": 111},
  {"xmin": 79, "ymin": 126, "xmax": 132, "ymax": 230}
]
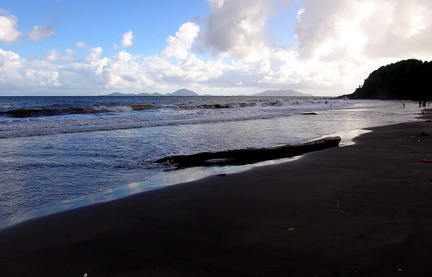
[{"xmin": 156, "ymin": 136, "xmax": 341, "ymax": 168}]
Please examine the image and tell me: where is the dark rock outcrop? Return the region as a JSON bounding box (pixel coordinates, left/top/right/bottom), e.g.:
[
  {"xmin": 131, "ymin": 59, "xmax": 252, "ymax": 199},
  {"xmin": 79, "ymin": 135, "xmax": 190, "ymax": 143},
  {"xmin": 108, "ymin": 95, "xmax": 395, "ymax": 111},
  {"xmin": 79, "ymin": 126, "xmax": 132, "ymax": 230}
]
[{"xmin": 156, "ymin": 136, "xmax": 341, "ymax": 168}]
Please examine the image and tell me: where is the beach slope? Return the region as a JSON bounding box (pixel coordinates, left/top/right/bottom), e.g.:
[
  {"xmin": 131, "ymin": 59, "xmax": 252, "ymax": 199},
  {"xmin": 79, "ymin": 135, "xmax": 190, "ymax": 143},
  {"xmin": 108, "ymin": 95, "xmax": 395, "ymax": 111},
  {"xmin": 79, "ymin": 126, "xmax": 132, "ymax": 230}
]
[{"xmin": 1, "ymin": 120, "xmax": 432, "ymax": 276}]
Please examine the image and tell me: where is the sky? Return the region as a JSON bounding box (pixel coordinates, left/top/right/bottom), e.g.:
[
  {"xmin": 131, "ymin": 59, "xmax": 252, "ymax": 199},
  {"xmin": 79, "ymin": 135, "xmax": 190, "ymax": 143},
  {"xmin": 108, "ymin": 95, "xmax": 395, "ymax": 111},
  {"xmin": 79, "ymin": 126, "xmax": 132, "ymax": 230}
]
[{"xmin": 0, "ymin": 0, "xmax": 431, "ymax": 96}]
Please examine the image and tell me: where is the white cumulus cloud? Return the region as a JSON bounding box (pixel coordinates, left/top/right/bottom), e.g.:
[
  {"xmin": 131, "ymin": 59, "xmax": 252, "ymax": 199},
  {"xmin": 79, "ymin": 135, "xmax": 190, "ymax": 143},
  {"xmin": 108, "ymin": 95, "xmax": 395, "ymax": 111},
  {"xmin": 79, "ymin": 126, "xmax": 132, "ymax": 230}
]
[
  {"xmin": 295, "ymin": 0, "xmax": 432, "ymax": 61},
  {"xmin": 85, "ymin": 47, "xmax": 103, "ymax": 62},
  {"xmin": 0, "ymin": 49, "xmax": 24, "ymax": 86},
  {"xmin": 25, "ymin": 69, "xmax": 61, "ymax": 87},
  {"xmin": 0, "ymin": 12, "xmax": 22, "ymax": 44},
  {"xmin": 121, "ymin": 30, "xmax": 134, "ymax": 48},
  {"xmin": 162, "ymin": 22, "xmax": 200, "ymax": 59},
  {"xmin": 42, "ymin": 49, "xmax": 74, "ymax": 62},
  {"xmin": 282, "ymin": 0, "xmax": 432, "ymax": 94},
  {"xmin": 200, "ymin": 0, "xmax": 274, "ymax": 59}
]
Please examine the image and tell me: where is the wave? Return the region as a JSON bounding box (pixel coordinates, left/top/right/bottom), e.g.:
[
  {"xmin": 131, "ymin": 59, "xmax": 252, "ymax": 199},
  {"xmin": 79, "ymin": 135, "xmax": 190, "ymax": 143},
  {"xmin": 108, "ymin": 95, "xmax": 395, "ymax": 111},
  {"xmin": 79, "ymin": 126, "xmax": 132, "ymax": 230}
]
[
  {"xmin": 1, "ymin": 100, "xmax": 286, "ymax": 118},
  {"xmin": 2, "ymin": 104, "xmax": 158, "ymax": 118},
  {"xmin": 0, "ymin": 98, "xmax": 350, "ymax": 139}
]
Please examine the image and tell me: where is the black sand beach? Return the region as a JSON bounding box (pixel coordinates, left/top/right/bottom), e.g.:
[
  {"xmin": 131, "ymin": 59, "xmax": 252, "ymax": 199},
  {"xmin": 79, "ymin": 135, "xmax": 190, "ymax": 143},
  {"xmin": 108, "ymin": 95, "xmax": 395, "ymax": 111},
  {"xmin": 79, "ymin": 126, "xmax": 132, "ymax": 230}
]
[{"xmin": 1, "ymin": 117, "xmax": 432, "ymax": 276}]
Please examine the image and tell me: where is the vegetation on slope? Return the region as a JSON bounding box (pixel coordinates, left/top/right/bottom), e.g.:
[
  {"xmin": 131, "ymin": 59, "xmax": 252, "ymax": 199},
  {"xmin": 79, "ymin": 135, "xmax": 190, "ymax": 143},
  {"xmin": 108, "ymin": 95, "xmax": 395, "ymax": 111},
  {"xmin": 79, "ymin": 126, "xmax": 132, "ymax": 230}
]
[{"xmin": 347, "ymin": 59, "xmax": 432, "ymax": 100}]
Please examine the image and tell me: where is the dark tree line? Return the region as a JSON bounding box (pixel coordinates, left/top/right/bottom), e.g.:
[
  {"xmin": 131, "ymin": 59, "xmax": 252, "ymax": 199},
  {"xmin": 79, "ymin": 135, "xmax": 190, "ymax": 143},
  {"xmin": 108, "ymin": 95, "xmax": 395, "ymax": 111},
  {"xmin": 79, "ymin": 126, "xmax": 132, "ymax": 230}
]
[{"xmin": 347, "ymin": 59, "xmax": 432, "ymax": 100}]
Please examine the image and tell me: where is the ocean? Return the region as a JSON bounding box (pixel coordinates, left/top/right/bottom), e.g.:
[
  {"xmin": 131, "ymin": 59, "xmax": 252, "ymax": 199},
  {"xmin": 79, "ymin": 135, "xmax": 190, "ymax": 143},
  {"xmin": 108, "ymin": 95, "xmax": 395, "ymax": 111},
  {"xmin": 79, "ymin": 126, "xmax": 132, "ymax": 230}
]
[{"xmin": 0, "ymin": 96, "xmax": 421, "ymax": 226}]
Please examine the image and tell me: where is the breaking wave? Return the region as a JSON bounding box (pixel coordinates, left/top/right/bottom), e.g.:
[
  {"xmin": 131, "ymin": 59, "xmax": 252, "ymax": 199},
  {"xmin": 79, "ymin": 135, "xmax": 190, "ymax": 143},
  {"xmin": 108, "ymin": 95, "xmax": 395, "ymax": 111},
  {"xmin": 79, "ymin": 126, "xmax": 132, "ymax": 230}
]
[
  {"xmin": 0, "ymin": 96, "xmax": 346, "ymax": 138},
  {"xmin": 1, "ymin": 104, "xmax": 158, "ymax": 118}
]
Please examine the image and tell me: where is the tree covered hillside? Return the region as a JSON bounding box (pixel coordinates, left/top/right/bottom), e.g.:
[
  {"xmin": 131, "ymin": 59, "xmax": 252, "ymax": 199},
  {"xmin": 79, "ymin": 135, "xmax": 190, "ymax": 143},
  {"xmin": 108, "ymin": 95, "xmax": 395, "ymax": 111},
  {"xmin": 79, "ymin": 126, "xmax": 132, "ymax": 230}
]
[{"xmin": 348, "ymin": 59, "xmax": 432, "ymax": 100}]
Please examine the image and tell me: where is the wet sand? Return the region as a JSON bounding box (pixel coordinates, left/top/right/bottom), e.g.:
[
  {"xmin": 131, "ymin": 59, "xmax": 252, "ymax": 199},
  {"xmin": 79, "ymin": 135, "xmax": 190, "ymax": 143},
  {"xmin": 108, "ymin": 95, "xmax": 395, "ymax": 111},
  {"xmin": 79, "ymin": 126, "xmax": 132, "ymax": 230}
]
[{"xmin": 1, "ymin": 118, "xmax": 432, "ymax": 276}]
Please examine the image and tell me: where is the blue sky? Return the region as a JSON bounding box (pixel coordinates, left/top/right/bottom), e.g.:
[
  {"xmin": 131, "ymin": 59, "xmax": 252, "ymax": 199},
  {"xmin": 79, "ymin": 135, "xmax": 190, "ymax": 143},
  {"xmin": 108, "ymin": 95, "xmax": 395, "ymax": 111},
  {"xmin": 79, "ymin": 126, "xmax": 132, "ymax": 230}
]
[
  {"xmin": 1, "ymin": 0, "xmax": 211, "ymax": 58},
  {"xmin": 1, "ymin": 0, "xmax": 431, "ymax": 96}
]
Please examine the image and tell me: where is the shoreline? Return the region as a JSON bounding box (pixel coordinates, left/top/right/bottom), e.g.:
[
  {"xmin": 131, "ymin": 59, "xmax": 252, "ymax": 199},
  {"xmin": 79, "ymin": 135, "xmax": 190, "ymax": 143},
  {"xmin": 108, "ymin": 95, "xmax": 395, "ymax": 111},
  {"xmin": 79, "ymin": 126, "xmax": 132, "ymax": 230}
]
[
  {"xmin": 1, "ymin": 117, "xmax": 432, "ymax": 276},
  {"xmin": 0, "ymin": 129, "xmax": 367, "ymax": 230}
]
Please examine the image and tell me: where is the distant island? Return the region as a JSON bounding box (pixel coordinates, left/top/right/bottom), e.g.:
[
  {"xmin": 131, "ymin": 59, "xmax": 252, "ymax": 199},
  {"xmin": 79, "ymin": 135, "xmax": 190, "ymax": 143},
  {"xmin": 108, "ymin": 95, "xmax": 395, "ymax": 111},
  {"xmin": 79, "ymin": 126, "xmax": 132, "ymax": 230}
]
[
  {"xmin": 105, "ymin": 88, "xmax": 311, "ymax": 97},
  {"xmin": 344, "ymin": 59, "xmax": 432, "ymax": 100},
  {"xmin": 106, "ymin": 89, "xmax": 199, "ymax": 97}
]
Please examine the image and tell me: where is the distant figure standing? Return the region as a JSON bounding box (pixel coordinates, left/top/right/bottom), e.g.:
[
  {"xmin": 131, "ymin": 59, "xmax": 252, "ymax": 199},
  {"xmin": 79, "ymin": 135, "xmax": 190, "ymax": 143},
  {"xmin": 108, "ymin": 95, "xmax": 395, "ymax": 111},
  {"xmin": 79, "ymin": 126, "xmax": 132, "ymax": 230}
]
[{"xmin": 403, "ymin": 103, "xmax": 405, "ymax": 109}]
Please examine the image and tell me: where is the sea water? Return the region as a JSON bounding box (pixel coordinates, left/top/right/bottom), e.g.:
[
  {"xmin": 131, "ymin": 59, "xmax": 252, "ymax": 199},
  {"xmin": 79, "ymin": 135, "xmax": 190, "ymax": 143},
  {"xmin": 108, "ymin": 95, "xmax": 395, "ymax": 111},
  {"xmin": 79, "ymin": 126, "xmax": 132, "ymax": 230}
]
[{"xmin": 0, "ymin": 96, "xmax": 421, "ymax": 224}]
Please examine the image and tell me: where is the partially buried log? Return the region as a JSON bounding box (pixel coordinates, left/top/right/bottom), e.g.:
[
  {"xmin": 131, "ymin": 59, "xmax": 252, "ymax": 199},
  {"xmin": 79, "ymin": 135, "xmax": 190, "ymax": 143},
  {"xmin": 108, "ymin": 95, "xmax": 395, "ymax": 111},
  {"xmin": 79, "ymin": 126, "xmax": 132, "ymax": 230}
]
[{"xmin": 156, "ymin": 136, "xmax": 341, "ymax": 168}]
